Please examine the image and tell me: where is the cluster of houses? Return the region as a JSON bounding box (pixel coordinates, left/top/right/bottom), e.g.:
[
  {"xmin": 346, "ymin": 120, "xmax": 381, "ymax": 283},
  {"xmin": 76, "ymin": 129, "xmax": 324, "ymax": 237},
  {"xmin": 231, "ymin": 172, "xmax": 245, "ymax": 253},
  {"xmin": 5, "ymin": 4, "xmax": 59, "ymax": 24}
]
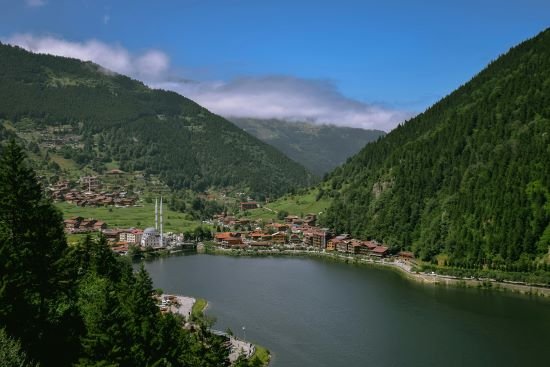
[
  {"xmin": 31, "ymin": 124, "xmax": 80, "ymax": 150},
  {"xmin": 211, "ymin": 213, "xmax": 404, "ymax": 258},
  {"xmin": 48, "ymin": 177, "xmax": 137, "ymax": 207},
  {"xmin": 212, "ymin": 212, "xmax": 317, "ymax": 229},
  {"xmin": 63, "ymin": 216, "xmax": 107, "ymax": 233},
  {"xmin": 240, "ymin": 201, "xmax": 259, "ymax": 211},
  {"xmin": 213, "ymin": 229, "xmax": 393, "ymax": 257}
]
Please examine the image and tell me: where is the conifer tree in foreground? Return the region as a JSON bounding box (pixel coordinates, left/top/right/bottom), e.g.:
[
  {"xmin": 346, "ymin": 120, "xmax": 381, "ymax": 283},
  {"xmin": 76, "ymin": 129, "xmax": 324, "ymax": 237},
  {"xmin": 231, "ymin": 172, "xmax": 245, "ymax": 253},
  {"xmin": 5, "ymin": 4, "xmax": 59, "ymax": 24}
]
[
  {"xmin": 0, "ymin": 140, "xmax": 79, "ymax": 366},
  {"xmin": 0, "ymin": 141, "xmax": 256, "ymax": 367}
]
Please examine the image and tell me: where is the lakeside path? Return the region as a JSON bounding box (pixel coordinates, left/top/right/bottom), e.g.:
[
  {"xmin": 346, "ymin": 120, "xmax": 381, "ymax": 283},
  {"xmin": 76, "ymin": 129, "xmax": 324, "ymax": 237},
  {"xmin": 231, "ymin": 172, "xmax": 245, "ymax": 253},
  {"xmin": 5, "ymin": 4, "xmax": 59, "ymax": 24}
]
[
  {"xmin": 162, "ymin": 294, "xmax": 196, "ymax": 319},
  {"xmin": 206, "ymin": 248, "xmax": 550, "ymax": 298},
  {"xmin": 161, "ymin": 294, "xmax": 261, "ymax": 364}
]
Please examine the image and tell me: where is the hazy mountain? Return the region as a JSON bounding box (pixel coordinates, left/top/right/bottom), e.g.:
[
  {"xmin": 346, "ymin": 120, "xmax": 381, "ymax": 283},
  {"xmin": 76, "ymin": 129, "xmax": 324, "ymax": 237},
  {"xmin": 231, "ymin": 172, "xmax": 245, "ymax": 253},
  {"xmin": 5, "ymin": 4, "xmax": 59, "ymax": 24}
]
[{"xmin": 229, "ymin": 117, "xmax": 385, "ymax": 176}]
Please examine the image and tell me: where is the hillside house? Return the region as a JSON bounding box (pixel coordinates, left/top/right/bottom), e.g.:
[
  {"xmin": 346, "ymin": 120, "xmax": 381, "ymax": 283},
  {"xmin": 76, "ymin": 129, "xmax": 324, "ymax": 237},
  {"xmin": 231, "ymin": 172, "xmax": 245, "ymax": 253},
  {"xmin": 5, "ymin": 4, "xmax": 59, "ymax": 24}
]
[
  {"xmin": 289, "ymin": 234, "xmax": 302, "ymax": 244},
  {"xmin": 284, "ymin": 215, "xmax": 299, "ymax": 224},
  {"xmin": 271, "ymin": 223, "xmax": 289, "ymax": 232},
  {"xmin": 119, "ymin": 229, "xmax": 143, "ymax": 244},
  {"xmin": 79, "ymin": 219, "xmax": 97, "ymax": 230},
  {"xmin": 240, "ymin": 202, "xmax": 258, "ymax": 210},
  {"xmin": 103, "ymin": 229, "xmax": 122, "ymax": 242},
  {"xmin": 63, "ymin": 216, "xmax": 83, "ymax": 229},
  {"xmin": 371, "ymin": 246, "xmax": 389, "ymax": 257},
  {"xmin": 93, "ymin": 221, "xmax": 107, "ymax": 231},
  {"xmin": 304, "ymin": 213, "xmax": 317, "ymax": 226},
  {"xmin": 80, "ymin": 176, "xmax": 101, "ymax": 191},
  {"xmin": 215, "ymin": 232, "xmax": 241, "ymax": 243},
  {"xmin": 348, "ymin": 239, "xmax": 363, "ymax": 254},
  {"xmin": 221, "ymin": 237, "xmax": 245, "ymax": 248},
  {"xmin": 359, "ymin": 241, "xmax": 379, "ymax": 255},
  {"xmin": 271, "ymin": 231, "xmax": 287, "ymax": 245},
  {"xmin": 304, "ymin": 228, "xmax": 330, "ymax": 250}
]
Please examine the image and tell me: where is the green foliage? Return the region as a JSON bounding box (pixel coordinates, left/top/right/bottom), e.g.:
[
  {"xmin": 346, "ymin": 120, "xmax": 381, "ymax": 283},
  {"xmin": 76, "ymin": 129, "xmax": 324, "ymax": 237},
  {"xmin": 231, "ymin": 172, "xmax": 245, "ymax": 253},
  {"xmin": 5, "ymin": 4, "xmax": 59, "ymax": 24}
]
[
  {"xmin": 0, "ymin": 328, "xmax": 38, "ymax": 367},
  {"xmin": 0, "ymin": 142, "xmax": 232, "ymax": 366},
  {"xmin": 191, "ymin": 298, "xmax": 208, "ymax": 321},
  {"xmin": 169, "ymin": 191, "xmax": 223, "ymax": 220},
  {"xmin": 322, "ymin": 29, "xmax": 550, "ymax": 277},
  {"xmin": 277, "ymin": 210, "xmax": 289, "ymax": 220},
  {"xmin": 230, "ymin": 117, "xmax": 385, "ymax": 176},
  {"xmin": 0, "ymin": 140, "xmax": 80, "ymax": 366},
  {"xmin": 0, "ymin": 43, "xmax": 314, "ymax": 197}
]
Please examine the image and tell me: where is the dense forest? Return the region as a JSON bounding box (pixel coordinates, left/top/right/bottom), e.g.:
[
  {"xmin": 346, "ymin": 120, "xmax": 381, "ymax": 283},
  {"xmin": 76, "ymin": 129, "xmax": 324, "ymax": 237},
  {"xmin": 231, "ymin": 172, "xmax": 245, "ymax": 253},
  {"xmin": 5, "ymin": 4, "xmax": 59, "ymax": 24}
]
[
  {"xmin": 0, "ymin": 140, "xmax": 263, "ymax": 366},
  {"xmin": 322, "ymin": 29, "xmax": 550, "ymax": 272},
  {"xmin": 0, "ymin": 43, "xmax": 314, "ymax": 198},
  {"xmin": 230, "ymin": 118, "xmax": 385, "ymax": 176}
]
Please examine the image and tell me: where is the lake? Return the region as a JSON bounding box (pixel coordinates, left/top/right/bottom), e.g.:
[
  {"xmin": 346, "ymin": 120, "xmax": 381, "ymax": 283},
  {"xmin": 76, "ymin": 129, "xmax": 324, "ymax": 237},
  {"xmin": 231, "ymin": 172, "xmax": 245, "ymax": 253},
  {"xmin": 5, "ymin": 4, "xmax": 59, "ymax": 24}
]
[{"xmin": 142, "ymin": 254, "xmax": 550, "ymax": 367}]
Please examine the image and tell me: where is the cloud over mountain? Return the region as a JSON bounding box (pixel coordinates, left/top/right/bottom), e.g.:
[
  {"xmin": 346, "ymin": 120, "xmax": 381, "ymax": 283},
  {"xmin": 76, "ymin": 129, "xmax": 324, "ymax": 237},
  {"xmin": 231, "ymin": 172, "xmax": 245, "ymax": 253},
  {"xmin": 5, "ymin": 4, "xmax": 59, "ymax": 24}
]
[
  {"xmin": 5, "ymin": 34, "xmax": 411, "ymax": 131},
  {"xmin": 155, "ymin": 77, "xmax": 411, "ymax": 131},
  {"xmin": 6, "ymin": 34, "xmax": 169, "ymax": 81}
]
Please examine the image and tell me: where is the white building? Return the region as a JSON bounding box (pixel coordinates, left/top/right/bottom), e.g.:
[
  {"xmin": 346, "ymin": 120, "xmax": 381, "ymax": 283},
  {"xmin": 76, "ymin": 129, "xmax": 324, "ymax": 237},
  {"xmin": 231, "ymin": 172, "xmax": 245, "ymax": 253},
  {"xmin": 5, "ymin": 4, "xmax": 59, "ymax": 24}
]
[
  {"xmin": 141, "ymin": 227, "xmax": 167, "ymax": 248},
  {"xmin": 140, "ymin": 197, "xmax": 167, "ymax": 248}
]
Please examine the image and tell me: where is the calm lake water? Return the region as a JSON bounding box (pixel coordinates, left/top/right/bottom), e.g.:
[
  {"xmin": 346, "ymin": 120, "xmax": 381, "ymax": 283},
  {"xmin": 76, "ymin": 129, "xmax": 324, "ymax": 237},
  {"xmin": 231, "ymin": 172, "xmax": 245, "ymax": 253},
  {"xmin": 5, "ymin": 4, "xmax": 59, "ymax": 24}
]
[{"xmin": 142, "ymin": 254, "xmax": 550, "ymax": 367}]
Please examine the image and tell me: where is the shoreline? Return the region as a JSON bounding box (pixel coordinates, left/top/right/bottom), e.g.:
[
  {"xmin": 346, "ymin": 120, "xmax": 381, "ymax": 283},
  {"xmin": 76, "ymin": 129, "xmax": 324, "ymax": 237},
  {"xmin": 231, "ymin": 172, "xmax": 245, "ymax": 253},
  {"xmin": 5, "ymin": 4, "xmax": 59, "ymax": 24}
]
[
  {"xmin": 162, "ymin": 293, "xmax": 271, "ymax": 366},
  {"xmin": 202, "ymin": 247, "xmax": 550, "ymax": 298}
]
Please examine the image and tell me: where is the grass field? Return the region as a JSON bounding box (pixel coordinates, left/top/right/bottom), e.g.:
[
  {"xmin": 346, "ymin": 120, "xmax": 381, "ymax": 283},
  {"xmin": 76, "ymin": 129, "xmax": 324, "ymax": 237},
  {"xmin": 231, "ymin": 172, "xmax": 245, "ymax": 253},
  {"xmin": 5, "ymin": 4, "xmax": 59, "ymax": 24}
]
[
  {"xmin": 56, "ymin": 201, "xmax": 203, "ymax": 233},
  {"xmin": 242, "ymin": 187, "xmax": 332, "ymax": 221},
  {"xmin": 251, "ymin": 344, "xmax": 270, "ymax": 366},
  {"xmin": 191, "ymin": 298, "xmax": 208, "ymax": 319},
  {"xmin": 65, "ymin": 232, "xmax": 101, "ymax": 246},
  {"xmin": 50, "ymin": 153, "xmax": 79, "ymax": 171}
]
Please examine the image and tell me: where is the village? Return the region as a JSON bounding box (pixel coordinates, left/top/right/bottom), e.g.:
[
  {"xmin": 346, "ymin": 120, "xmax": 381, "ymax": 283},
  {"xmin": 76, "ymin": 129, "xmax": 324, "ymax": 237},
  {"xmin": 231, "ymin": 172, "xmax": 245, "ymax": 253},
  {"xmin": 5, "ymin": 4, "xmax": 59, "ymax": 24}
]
[
  {"xmin": 208, "ymin": 202, "xmax": 416, "ymax": 261},
  {"xmin": 62, "ymin": 196, "xmax": 197, "ymax": 255},
  {"xmin": 64, "ymin": 215, "xmax": 195, "ymax": 254},
  {"xmin": 48, "ymin": 174, "xmax": 138, "ymax": 207},
  {"xmin": 60, "ymin": 196, "xmax": 417, "ymax": 263}
]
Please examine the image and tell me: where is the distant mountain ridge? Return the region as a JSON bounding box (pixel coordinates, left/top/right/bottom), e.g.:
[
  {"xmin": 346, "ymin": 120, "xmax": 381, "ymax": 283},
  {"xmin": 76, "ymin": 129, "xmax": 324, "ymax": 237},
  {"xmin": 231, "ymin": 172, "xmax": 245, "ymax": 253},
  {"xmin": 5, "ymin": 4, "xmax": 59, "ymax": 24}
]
[
  {"xmin": 0, "ymin": 43, "xmax": 315, "ymax": 198},
  {"xmin": 229, "ymin": 117, "xmax": 385, "ymax": 176},
  {"xmin": 322, "ymin": 28, "xmax": 550, "ymax": 270}
]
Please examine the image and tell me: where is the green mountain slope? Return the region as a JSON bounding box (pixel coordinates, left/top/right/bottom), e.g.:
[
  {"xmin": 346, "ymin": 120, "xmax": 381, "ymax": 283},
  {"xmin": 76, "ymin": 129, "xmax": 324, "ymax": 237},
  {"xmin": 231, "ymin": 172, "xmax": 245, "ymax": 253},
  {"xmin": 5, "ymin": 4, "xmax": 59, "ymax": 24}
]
[
  {"xmin": 322, "ymin": 29, "xmax": 550, "ymax": 269},
  {"xmin": 229, "ymin": 118, "xmax": 385, "ymax": 176},
  {"xmin": 0, "ymin": 43, "xmax": 315, "ymax": 197}
]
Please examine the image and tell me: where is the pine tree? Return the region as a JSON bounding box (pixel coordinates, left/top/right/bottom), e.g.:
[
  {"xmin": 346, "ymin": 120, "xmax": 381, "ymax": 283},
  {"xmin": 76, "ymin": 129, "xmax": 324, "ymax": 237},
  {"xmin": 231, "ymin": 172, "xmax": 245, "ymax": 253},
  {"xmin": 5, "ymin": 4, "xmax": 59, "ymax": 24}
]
[{"xmin": 0, "ymin": 140, "xmax": 78, "ymax": 366}]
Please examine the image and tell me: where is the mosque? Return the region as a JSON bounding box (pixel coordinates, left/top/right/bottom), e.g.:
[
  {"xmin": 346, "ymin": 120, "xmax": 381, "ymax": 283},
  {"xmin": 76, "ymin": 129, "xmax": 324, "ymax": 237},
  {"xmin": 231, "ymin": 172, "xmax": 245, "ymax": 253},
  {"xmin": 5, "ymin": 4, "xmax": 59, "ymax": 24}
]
[{"xmin": 141, "ymin": 197, "xmax": 168, "ymax": 248}]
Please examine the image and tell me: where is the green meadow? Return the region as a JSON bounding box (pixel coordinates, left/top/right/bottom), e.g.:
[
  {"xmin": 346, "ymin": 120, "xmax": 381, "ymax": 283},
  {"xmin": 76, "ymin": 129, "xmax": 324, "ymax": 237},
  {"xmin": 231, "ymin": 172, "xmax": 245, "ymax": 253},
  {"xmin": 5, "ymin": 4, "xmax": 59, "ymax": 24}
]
[
  {"xmin": 241, "ymin": 187, "xmax": 332, "ymax": 222},
  {"xmin": 56, "ymin": 201, "xmax": 201, "ymax": 233}
]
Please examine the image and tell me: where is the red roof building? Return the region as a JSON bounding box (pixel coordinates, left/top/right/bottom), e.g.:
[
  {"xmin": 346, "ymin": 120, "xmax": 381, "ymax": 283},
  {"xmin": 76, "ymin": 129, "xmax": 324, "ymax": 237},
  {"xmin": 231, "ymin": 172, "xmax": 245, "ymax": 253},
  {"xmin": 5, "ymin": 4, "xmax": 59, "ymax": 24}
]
[{"xmin": 372, "ymin": 246, "xmax": 389, "ymax": 257}]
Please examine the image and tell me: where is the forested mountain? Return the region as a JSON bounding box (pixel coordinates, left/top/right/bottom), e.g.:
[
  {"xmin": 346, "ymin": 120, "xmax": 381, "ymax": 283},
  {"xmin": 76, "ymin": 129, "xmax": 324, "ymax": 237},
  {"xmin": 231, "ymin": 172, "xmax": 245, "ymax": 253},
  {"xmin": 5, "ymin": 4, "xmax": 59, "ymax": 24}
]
[
  {"xmin": 322, "ymin": 29, "xmax": 550, "ymax": 270},
  {"xmin": 230, "ymin": 118, "xmax": 385, "ymax": 176},
  {"xmin": 0, "ymin": 43, "xmax": 314, "ymax": 197}
]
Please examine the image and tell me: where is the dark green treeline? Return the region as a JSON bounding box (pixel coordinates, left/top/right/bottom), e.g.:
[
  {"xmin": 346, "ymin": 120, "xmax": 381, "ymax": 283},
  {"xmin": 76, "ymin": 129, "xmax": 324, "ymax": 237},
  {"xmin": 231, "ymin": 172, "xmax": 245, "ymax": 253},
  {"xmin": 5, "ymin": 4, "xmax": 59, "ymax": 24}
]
[
  {"xmin": 0, "ymin": 141, "xmax": 260, "ymax": 366},
  {"xmin": 322, "ymin": 29, "xmax": 550, "ymax": 274}
]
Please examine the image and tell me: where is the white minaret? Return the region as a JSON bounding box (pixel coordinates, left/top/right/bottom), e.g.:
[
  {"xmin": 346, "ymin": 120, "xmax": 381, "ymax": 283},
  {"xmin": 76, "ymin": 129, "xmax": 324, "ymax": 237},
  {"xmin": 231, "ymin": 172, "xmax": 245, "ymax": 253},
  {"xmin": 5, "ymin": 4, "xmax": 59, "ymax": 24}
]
[
  {"xmin": 160, "ymin": 196, "xmax": 164, "ymax": 245},
  {"xmin": 155, "ymin": 198, "xmax": 158, "ymax": 230}
]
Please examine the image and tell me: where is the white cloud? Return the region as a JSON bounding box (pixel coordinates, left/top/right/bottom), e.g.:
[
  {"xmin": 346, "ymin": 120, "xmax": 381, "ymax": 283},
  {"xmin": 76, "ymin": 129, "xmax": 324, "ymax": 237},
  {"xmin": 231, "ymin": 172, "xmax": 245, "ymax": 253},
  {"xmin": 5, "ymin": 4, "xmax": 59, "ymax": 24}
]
[
  {"xmin": 5, "ymin": 33, "xmax": 169, "ymax": 80},
  {"xmin": 4, "ymin": 34, "xmax": 411, "ymax": 131},
  {"xmin": 154, "ymin": 77, "xmax": 410, "ymax": 131},
  {"xmin": 25, "ymin": 0, "xmax": 46, "ymax": 7}
]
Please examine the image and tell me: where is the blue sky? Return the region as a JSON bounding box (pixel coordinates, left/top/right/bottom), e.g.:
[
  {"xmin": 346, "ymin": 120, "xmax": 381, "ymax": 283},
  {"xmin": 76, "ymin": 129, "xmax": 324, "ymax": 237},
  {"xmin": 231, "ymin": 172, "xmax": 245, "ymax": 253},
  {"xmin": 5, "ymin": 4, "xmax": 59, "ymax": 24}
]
[{"xmin": 1, "ymin": 0, "xmax": 548, "ymax": 130}]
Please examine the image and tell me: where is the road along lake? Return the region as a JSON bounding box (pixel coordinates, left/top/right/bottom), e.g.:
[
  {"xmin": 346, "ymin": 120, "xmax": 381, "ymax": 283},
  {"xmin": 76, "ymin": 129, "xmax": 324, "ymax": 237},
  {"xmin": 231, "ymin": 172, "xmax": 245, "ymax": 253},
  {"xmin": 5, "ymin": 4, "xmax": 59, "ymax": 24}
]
[{"xmin": 142, "ymin": 254, "xmax": 550, "ymax": 367}]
